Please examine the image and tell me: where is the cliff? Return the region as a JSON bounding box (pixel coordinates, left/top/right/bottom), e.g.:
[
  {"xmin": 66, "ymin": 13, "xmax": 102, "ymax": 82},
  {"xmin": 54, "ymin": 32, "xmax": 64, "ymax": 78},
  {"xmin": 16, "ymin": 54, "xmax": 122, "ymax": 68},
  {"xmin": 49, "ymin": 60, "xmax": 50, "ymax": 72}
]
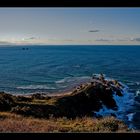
[{"xmin": 0, "ymin": 74, "xmax": 130, "ymax": 132}]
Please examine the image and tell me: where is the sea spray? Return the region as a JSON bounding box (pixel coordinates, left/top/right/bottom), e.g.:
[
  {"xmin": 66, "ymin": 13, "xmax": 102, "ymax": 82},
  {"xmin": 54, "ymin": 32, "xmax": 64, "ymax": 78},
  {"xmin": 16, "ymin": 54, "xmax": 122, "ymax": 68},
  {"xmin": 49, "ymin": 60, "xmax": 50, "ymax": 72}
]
[{"xmin": 94, "ymin": 74, "xmax": 135, "ymax": 129}]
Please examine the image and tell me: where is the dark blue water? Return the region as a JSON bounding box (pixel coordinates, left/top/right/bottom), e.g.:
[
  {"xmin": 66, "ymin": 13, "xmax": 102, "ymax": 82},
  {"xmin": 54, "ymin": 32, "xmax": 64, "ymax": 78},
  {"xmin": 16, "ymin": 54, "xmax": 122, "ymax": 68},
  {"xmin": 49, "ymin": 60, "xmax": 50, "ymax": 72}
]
[{"xmin": 0, "ymin": 45, "xmax": 140, "ymax": 129}]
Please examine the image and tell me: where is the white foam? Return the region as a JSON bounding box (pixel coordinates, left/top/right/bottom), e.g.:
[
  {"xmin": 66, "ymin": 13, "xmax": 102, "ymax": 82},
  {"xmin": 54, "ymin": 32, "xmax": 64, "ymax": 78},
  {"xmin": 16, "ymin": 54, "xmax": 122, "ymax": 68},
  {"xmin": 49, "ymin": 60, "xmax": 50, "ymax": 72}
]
[
  {"xmin": 136, "ymin": 90, "xmax": 140, "ymax": 97},
  {"xmin": 127, "ymin": 83, "xmax": 135, "ymax": 86},
  {"xmin": 126, "ymin": 113, "xmax": 136, "ymax": 122},
  {"xmin": 126, "ymin": 81, "xmax": 140, "ymax": 86},
  {"xmin": 136, "ymin": 82, "xmax": 140, "ymax": 86},
  {"xmin": 95, "ymin": 105, "xmax": 116, "ymax": 117},
  {"xmin": 113, "ymin": 89, "xmax": 134, "ymax": 120},
  {"xmin": 17, "ymin": 85, "xmax": 56, "ymax": 90},
  {"xmin": 55, "ymin": 79, "xmax": 66, "ymax": 84},
  {"xmin": 73, "ymin": 65, "xmax": 81, "ymax": 68},
  {"xmin": 94, "ymin": 76, "xmax": 135, "ymax": 123},
  {"xmin": 55, "ymin": 76, "xmax": 91, "ymax": 84}
]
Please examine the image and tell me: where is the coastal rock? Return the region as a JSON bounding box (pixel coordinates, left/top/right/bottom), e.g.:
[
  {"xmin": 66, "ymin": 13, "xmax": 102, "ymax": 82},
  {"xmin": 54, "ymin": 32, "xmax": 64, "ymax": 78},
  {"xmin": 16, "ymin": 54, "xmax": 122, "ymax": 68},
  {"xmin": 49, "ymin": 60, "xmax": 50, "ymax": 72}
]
[
  {"xmin": 31, "ymin": 93, "xmax": 51, "ymax": 100},
  {"xmin": 16, "ymin": 96, "xmax": 32, "ymax": 102},
  {"xmin": 0, "ymin": 75, "xmax": 125, "ymax": 119},
  {"xmin": 0, "ymin": 92, "xmax": 15, "ymax": 111},
  {"xmin": 54, "ymin": 79, "xmax": 118, "ymax": 118}
]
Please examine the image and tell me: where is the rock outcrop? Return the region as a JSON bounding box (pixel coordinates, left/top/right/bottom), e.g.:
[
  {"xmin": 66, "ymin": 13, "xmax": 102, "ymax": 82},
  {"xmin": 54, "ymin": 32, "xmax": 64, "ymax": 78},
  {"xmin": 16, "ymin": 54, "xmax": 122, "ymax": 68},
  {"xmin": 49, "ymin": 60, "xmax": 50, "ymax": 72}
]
[{"xmin": 0, "ymin": 74, "xmax": 124, "ymax": 119}]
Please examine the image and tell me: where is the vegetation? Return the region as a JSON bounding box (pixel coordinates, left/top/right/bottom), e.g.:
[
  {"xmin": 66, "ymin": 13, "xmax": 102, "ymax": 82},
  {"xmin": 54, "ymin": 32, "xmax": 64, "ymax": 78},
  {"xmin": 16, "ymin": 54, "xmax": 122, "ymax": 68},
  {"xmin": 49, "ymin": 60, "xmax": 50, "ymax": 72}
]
[
  {"xmin": 0, "ymin": 112, "xmax": 128, "ymax": 132},
  {"xmin": 0, "ymin": 75, "xmax": 132, "ymax": 132}
]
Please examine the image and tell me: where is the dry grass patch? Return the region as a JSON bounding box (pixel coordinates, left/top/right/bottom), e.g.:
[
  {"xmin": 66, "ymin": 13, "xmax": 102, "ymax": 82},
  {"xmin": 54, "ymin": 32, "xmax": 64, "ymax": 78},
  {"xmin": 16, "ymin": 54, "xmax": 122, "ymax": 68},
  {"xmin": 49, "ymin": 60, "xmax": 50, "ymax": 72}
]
[{"xmin": 0, "ymin": 112, "xmax": 128, "ymax": 133}]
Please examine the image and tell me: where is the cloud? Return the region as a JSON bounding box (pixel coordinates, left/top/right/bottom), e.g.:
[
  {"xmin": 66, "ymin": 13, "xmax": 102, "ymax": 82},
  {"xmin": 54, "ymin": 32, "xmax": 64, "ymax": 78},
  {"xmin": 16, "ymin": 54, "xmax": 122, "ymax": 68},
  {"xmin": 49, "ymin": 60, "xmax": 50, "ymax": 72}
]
[
  {"xmin": 95, "ymin": 38, "xmax": 111, "ymax": 42},
  {"xmin": 96, "ymin": 38, "xmax": 131, "ymax": 42},
  {"xmin": 120, "ymin": 37, "xmax": 140, "ymax": 42},
  {"xmin": 89, "ymin": 30, "xmax": 100, "ymax": 33},
  {"xmin": 28, "ymin": 37, "xmax": 36, "ymax": 40},
  {"xmin": 117, "ymin": 39, "xmax": 128, "ymax": 41},
  {"xmin": 63, "ymin": 39, "xmax": 74, "ymax": 42},
  {"xmin": 48, "ymin": 39, "xmax": 74, "ymax": 42},
  {"xmin": 0, "ymin": 41, "xmax": 14, "ymax": 45},
  {"xmin": 131, "ymin": 38, "xmax": 140, "ymax": 42},
  {"xmin": 22, "ymin": 37, "xmax": 37, "ymax": 41},
  {"xmin": 135, "ymin": 38, "xmax": 140, "ymax": 41}
]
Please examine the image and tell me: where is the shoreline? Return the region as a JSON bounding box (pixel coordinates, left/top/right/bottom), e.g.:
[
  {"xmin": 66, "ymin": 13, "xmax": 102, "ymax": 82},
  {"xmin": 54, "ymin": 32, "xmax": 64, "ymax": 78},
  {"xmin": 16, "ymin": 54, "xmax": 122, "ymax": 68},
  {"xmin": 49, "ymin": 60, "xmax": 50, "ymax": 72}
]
[
  {"xmin": 0, "ymin": 75, "xmax": 135, "ymax": 132},
  {"xmin": 5, "ymin": 80, "xmax": 92, "ymax": 98},
  {"xmin": 16, "ymin": 90, "xmax": 73, "ymax": 98}
]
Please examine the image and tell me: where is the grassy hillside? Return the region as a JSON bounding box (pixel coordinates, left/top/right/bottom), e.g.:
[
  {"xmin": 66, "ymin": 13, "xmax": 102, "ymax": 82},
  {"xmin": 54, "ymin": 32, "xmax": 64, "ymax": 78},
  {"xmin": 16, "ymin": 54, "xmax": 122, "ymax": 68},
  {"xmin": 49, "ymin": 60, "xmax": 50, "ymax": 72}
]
[
  {"xmin": 0, "ymin": 76, "xmax": 133, "ymax": 132},
  {"xmin": 0, "ymin": 112, "xmax": 128, "ymax": 132}
]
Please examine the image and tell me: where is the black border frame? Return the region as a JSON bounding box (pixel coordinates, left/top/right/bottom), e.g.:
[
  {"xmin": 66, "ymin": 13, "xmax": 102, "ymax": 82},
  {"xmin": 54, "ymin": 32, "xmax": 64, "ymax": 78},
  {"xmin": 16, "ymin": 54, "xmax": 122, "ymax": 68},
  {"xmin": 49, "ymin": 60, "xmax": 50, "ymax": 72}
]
[
  {"xmin": 0, "ymin": 0, "xmax": 140, "ymax": 139},
  {"xmin": 0, "ymin": 0, "xmax": 140, "ymax": 7}
]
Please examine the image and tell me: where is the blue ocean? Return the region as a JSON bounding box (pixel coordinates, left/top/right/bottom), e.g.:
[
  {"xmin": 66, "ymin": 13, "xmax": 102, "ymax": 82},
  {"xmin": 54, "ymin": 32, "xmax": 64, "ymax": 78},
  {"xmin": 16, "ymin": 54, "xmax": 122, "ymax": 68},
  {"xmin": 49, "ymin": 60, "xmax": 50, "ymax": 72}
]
[{"xmin": 0, "ymin": 45, "xmax": 140, "ymax": 129}]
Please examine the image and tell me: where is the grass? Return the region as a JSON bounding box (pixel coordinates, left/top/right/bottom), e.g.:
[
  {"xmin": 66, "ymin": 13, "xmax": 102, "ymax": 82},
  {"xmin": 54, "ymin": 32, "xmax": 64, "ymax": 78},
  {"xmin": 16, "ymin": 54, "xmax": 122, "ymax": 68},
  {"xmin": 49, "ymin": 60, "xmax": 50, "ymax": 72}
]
[
  {"xmin": 31, "ymin": 98, "xmax": 58, "ymax": 105},
  {"xmin": 0, "ymin": 78, "xmax": 135, "ymax": 133},
  {"xmin": 0, "ymin": 112, "xmax": 128, "ymax": 133}
]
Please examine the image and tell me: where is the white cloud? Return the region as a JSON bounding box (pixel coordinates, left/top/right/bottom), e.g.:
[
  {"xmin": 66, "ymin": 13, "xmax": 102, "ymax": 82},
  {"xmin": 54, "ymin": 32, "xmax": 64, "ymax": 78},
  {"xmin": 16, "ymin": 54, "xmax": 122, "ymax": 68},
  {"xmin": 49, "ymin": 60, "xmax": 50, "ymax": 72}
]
[
  {"xmin": 0, "ymin": 41, "xmax": 14, "ymax": 45},
  {"xmin": 22, "ymin": 37, "xmax": 37, "ymax": 41},
  {"xmin": 131, "ymin": 38, "xmax": 140, "ymax": 42}
]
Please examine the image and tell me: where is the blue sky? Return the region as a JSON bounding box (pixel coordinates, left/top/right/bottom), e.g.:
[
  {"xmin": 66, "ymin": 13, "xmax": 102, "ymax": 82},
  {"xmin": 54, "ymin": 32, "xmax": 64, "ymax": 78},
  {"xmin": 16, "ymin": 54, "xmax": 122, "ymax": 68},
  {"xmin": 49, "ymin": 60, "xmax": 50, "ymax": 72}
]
[{"xmin": 0, "ymin": 8, "xmax": 140, "ymax": 45}]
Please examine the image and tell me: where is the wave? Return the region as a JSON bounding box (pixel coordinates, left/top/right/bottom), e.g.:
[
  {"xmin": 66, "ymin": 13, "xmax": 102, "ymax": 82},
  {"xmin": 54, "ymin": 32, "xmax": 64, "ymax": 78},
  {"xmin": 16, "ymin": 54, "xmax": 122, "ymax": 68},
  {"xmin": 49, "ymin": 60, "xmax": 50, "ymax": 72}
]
[
  {"xmin": 126, "ymin": 113, "xmax": 136, "ymax": 122},
  {"xmin": 121, "ymin": 79, "xmax": 140, "ymax": 86},
  {"xmin": 126, "ymin": 82, "xmax": 140, "ymax": 86},
  {"xmin": 94, "ymin": 75, "xmax": 135, "ymax": 129},
  {"xmin": 55, "ymin": 74, "xmax": 136, "ymax": 128},
  {"xmin": 16, "ymin": 85, "xmax": 56, "ymax": 90},
  {"xmin": 136, "ymin": 90, "xmax": 140, "ymax": 97},
  {"xmin": 55, "ymin": 76, "xmax": 91, "ymax": 84},
  {"xmin": 72, "ymin": 65, "xmax": 81, "ymax": 68},
  {"xmin": 55, "ymin": 79, "xmax": 66, "ymax": 84}
]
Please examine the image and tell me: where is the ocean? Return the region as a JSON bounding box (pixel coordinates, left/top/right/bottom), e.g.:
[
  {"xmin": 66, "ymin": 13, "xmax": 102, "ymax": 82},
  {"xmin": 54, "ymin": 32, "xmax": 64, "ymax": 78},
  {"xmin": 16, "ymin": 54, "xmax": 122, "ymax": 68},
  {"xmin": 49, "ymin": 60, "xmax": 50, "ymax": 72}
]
[{"xmin": 0, "ymin": 45, "xmax": 140, "ymax": 129}]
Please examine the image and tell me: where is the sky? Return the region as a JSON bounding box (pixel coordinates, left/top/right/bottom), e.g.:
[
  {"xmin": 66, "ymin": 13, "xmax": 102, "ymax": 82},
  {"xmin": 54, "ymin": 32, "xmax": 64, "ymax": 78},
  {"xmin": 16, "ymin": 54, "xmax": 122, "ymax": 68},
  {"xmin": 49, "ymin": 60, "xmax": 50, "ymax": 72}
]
[{"xmin": 0, "ymin": 8, "xmax": 140, "ymax": 45}]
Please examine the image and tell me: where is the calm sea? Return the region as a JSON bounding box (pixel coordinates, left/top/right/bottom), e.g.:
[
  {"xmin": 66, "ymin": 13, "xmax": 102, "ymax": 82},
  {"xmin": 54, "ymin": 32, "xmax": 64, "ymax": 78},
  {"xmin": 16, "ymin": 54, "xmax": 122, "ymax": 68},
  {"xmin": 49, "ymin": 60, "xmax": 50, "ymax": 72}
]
[{"xmin": 0, "ymin": 45, "xmax": 140, "ymax": 129}]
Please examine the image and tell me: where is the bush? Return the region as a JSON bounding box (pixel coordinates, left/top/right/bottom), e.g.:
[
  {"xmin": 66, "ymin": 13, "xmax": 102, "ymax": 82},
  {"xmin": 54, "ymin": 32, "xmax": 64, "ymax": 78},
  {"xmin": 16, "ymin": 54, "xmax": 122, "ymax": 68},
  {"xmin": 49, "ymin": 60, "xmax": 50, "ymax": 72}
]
[{"xmin": 0, "ymin": 92, "xmax": 15, "ymax": 111}]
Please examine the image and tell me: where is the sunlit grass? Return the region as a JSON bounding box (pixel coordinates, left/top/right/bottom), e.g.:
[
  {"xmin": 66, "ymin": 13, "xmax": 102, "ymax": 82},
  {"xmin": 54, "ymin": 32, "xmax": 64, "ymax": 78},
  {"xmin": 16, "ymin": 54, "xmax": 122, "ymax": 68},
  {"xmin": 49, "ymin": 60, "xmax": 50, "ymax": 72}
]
[{"xmin": 0, "ymin": 112, "xmax": 128, "ymax": 133}]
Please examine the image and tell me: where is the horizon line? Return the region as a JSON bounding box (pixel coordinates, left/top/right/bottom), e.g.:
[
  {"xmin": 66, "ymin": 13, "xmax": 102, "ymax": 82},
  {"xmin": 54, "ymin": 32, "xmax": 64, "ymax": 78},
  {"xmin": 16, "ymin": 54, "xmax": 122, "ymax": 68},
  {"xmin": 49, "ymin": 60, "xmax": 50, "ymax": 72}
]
[{"xmin": 0, "ymin": 44, "xmax": 140, "ymax": 46}]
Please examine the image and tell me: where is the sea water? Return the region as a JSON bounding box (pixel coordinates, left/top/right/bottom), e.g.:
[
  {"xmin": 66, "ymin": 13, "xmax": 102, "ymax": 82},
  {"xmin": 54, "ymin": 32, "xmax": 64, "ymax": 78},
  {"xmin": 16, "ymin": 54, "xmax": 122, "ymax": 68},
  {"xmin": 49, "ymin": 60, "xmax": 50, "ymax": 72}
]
[{"xmin": 0, "ymin": 45, "xmax": 140, "ymax": 129}]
